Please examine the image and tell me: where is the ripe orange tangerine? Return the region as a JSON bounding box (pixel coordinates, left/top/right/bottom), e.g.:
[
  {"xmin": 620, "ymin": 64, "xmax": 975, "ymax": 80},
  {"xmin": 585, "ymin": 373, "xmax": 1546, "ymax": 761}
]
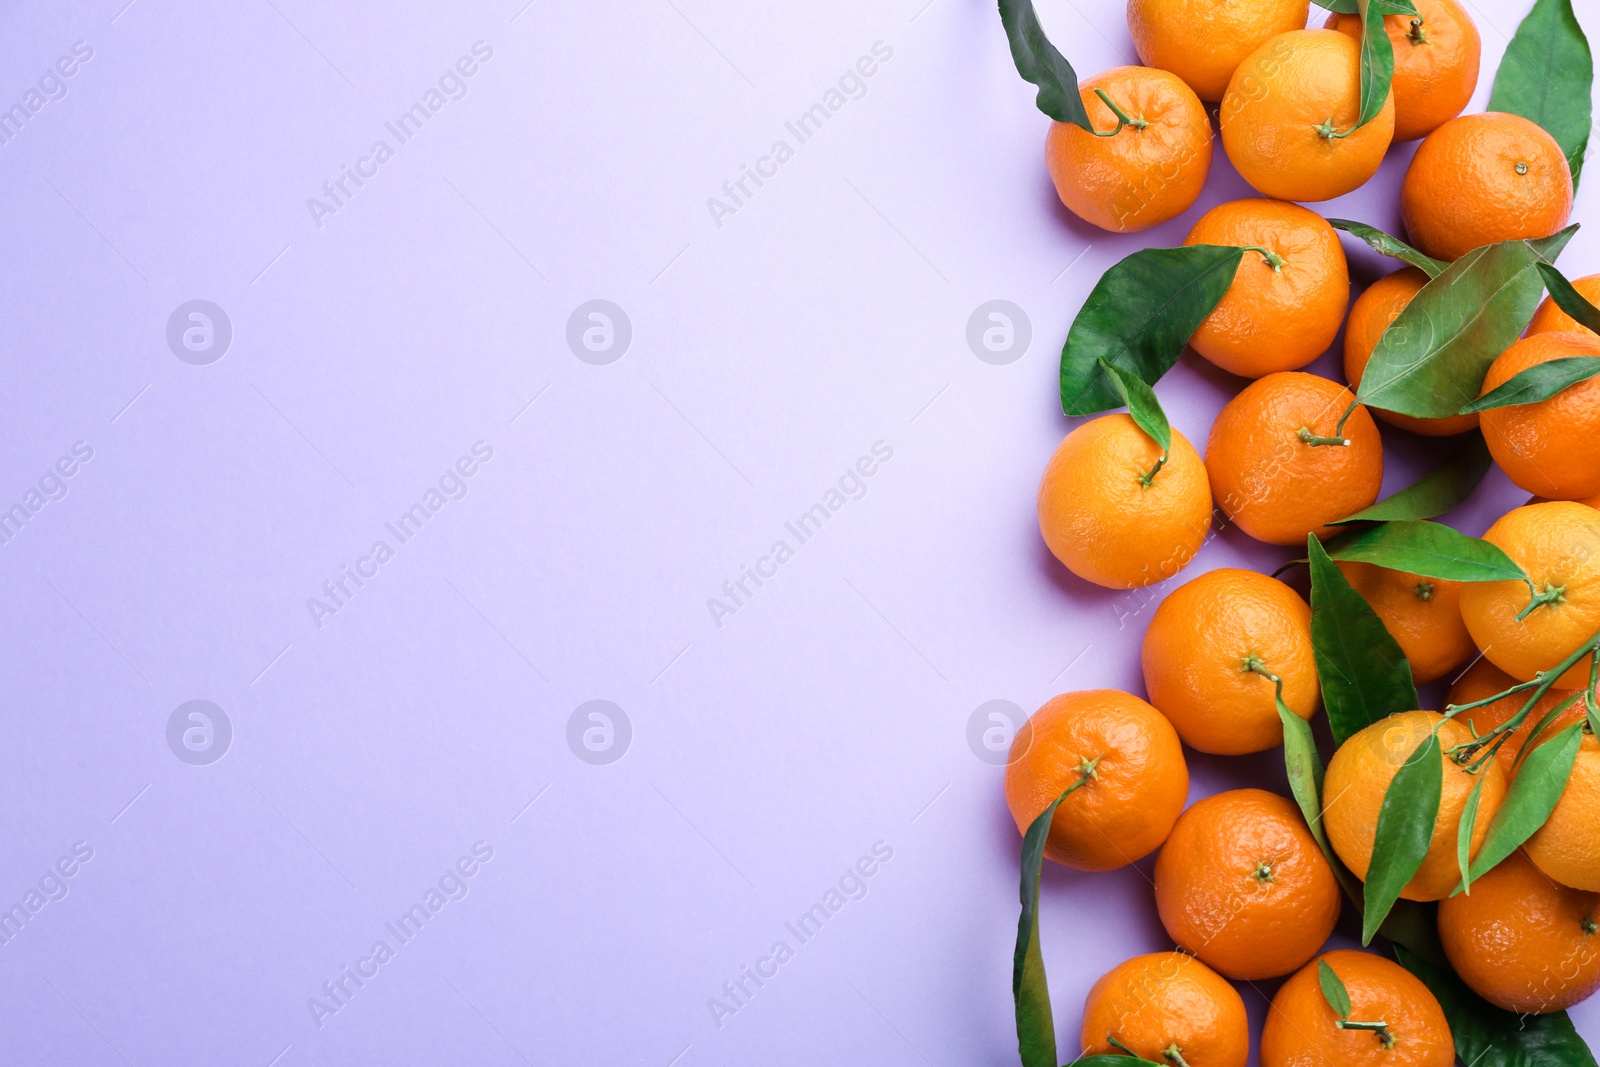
[
  {"xmin": 1046, "ymin": 66, "xmax": 1213, "ymax": 233},
  {"xmin": 1003, "ymin": 689, "xmax": 1189, "ymax": 871},
  {"xmin": 1220, "ymin": 30, "xmax": 1395, "ymax": 203}
]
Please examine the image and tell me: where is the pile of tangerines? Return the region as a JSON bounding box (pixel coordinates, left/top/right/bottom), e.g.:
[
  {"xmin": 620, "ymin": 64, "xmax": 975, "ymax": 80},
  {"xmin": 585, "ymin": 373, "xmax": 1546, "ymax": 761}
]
[{"xmin": 996, "ymin": 1, "xmax": 1600, "ymax": 1065}]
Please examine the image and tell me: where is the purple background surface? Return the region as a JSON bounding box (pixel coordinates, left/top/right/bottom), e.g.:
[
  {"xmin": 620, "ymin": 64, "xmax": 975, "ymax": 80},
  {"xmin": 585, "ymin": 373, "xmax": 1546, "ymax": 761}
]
[{"xmin": 0, "ymin": 0, "xmax": 1595, "ymax": 1063}]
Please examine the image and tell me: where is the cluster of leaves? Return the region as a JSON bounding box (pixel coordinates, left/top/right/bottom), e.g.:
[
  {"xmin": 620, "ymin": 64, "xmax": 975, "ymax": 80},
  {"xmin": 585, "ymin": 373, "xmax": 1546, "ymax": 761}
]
[{"xmin": 1000, "ymin": 1, "xmax": 1600, "ymax": 1066}]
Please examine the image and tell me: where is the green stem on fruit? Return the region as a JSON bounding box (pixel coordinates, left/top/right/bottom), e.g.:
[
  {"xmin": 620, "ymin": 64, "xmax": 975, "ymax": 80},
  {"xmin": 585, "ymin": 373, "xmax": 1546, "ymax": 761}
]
[
  {"xmin": 1297, "ymin": 426, "xmax": 1350, "ymax": 448},
  {"xmin": 1334, "ymin": 398, "xmax": 1358, "ymax": 438},
  {"xmin": 1162, "ymin": 1043, "xmax": 1193, "ymax": 1067},
  {"xmin": 1316, "ymin": 116, "xmax": 1356, "ymax": 141},
  {"xmin": 1242, "ymin": 655, "xmax": 1280, "ymax": 684},
  {"xmin": 1517, "ymin": 582, "xmax": 1566, "ymax": 621},
  {"xmin": 1091, "ymin": 89, "xmax": 1147, "ymax": 137},
  {"xmin": 1140, "ymin": 461, "xmax": 1167, "ymax": 489},
  {"xmin": 1337, "ymin": 1019, "xmax": 1396, "ymax": 1048},
  {"xmin": 1447, "ymin": 633, "xmax": 1600, "ymax": 768},
  {"xmin": 1444, "ymin": 677, "xmax": 1541, "ymax": 720},
  {"xmin": 1240, "ymin": 244, "xmax": 1286, "ymax": 272}
]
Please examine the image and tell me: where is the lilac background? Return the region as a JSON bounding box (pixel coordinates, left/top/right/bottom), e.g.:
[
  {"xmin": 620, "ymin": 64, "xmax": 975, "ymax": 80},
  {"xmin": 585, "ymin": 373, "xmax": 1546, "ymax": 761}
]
[{"xmin": 0, "ymin": 0, "xmax": 1595, "ymax": 1063}]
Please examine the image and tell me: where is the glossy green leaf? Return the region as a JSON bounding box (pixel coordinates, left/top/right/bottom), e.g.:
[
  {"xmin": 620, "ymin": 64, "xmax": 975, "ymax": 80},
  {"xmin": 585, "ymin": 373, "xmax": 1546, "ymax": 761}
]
[
  {"xmin": 1098, "ymin": 358, "xmax": 1170, "ymax": 456},
  {"xmin": 1325, "ymin": 520, "xmax": 1527, "ymax": 583},
  {"xmin": 1353, "ymin": 0, "xmax": 1398, "ymax": 131},
  {"xmin": 1318, "ymin": 958, "xmax": 1353, "ymax": 1020},
  {"xmin": 1279, "ymin": 700, "xmax": 1332, "ymax": 857},
  {"xmin": 1362, "ymin": 729, "xmax": 1442, "ymax": 945},
  {"xmin": 1459, "ymin": 721, "xmax": 1584, "ymax": 889},
  {"xmin": 1381, "ymin": 899, "xmax": 1447, "ymax": 965},
  {"xmin": 1328, "ymin": 219, "xmax": 1447, "ymax": 278},
  {"xmin": 1396, "ymin": 944, "xmax": 1599, "ymax": 1067},
  {"xmin": 1517, "ymin": 692, "xmax": 1584, "ymax": 766},
  {"xmin": 1330, "ymin": 433, "xmax": 1491, "ymax": 524},
  {"xmin": 997, "ymin": 0, "xmax": 1093, "ymax": 129},
  {"xmin": 1308, "ymin": 537, "xmax": 1420, "ymax": 748},
  {"xmin": 1014, "ymin": 783, "xmax": 1075, "ymax": 1067},
  {"xmin": 1357, "ymin": 228, "xmax": 1578, "ymax": 418},
  {"xmin": 1313, "ymin": 0, "xmax": 1419, "ymax": 15},
  {"xmin": 1456, "ymin": 775, "xmax": 1486, "ymax": 895},
  {"xmin": 1460, "ymin": 356, "xmax": 1600, "ymax": 414},
  {"xmin": 1279, "ymin": 697, "xmax": 1369, "ymax": 908},
  {"xmin": 1061, "ymin": 246, "xmax": 1245, "ymax": 415},
  {"xmin": 1537, "ymin": 261, "xmax": 1600, "ymax": 333},
  {"xmin": 1489, "ymin": 0, "xmax": 1594, "ymax": 186}
]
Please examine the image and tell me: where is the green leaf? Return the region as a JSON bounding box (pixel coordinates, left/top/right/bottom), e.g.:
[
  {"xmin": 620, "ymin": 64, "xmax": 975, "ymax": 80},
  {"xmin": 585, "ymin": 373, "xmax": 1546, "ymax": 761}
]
[
  {"xmin": 1537, "ymin": 261, "xmax": 1600, "ymax": 333},
  {"xmin": 1362, "ymin": 728, "xmax": 1443, "ymax": 945},
  {"xmin": 1518, "ymin": 692, "xmax": 1584, "ymax": 765},
  {"xmin": 1317, "ymin": 958, "xmax": 1353, "ymax": 1020},
  {"xmin": 1459, "ymin": 720, "xmax": 1584, "ymax": 889},
  {"xmin": 1325, "ymin": 520, "xmax": 1528, "ymax": 583},
  {"xmin": 1396, "ymin": 944, "xmax": 1599, "ymax": 1067},
  {"xmin": 1455, "ymin": 775, "xmax": 1486, "ymax": 895},
  {"xmin": 1381, "ymin": 899, "xmax": 1447, "ymax": 965},
  {"xmin": 1279, "ymin": 701, "xmax": 1333, "ymax": 857},
  {"xmin": 1308, "ymin": 536, "xmax": 1420, "ymax": 747},
  {"xmin": 1488, "ymin": 0, "xmax": 1594, "ymax": 186},
  {"xmin": 1014, "ymin": 784, "xmax": 1075, "ymax": 1067},
  {"xmin": 1313, "ymin": 0, "xmax": 1419, "ymax": 15},
  {"xmin": 1279, "ymin": 697, "xmax": 1370, "ymax": 908},
  {"xmin": 1328, "ymin": 219, "xmax": 1447, "ymax": 278},
  {"xmin": 1356, "ymin": 228, "xmax": 1578, "ymax": 418},
  {"xmin": 997, "ymin": 0, "xmax": 1093, "ymax": 129},
  {"xmin": 1459, "ymin": 356, "xmax": 1600, "ymax": 414},
  {"xmin": 1061, "ymin": 246, "xmax": 1246, "ymax": 415},
  {"xmin": 1353, "ymin": 0, "xmax": 1398, "ymax": 131},
  {"xmin": 1330, "ymin": 433, "xmax": 1491, "ymax": 524},
  {"xmin": 1097, "ymin": 358, "xmax": 1170, "ymax": 456}
]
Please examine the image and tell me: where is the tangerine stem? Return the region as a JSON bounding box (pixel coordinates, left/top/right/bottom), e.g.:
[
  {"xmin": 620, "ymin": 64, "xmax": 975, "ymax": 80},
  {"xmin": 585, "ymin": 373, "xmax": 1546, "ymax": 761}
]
[
  {"xmin": 1444, "ymin": 678, "xmax": 1541, "ymax": 720},
  {"xmin": 1517, "ymin": 582, "xmax": 1566, "ymax": 622},
  {"xmin": 1334, "ymin": 398, "xmax": 1358, "ymax": 438},
  {"xmin": 1162, "ymin": 1044, "xmax": 1193, "ymax": 1067},
  {"xmin": 1089, "ymin": 89, "xmax": 1147, "ymax": 137},
  {"xmin": 1298, "ymin": 426, "xmax": 1350, "ymax": 448},
  {"xmin": 1337, "ymin": 1019, "xmax": 1396, "ymax": 1048},
  {"xmin": 1316, "ymin": 116, "xmax": 1355, "ymax": 141},
  {"xmin": 1140, "ymin": 453, "xmax": 1169, "ymax": 488},
  {"xmin": 1239, "ymin": 244, "xmax": 1285, "ymax": 272},
  {"xmin": 1447, "ymin": 634, "xmax": 1600, "ymax": 764}
]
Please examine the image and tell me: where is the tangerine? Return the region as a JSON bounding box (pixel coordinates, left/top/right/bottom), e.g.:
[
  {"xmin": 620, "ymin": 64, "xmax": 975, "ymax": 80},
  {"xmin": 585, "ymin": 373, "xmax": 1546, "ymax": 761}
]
[
  {"xmin": 1401, "ymin": 112, "xmax": 1573, "ymax": 261},
  {"xmin": 1323, "ymin": 711, "xmax": 1508, "ymax": 901},
  {"xmin": 1047, "ymin": 66, "xmax": 1213, "ymax": 233},
  {"xmin": 1003, "ymin": 689, "xmax": 1188, "ymax": 871},
  {"xmin": 1183, "ymin": 199, "xmax": 1350, "ymax": 378},
  {"xmin": 1038, "ymin": 415, "xmax": 1212, "ymax": 589},
  {"xmin": 1220, "ymin": 30, "xmax": 1396, "ymax": 202}
]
